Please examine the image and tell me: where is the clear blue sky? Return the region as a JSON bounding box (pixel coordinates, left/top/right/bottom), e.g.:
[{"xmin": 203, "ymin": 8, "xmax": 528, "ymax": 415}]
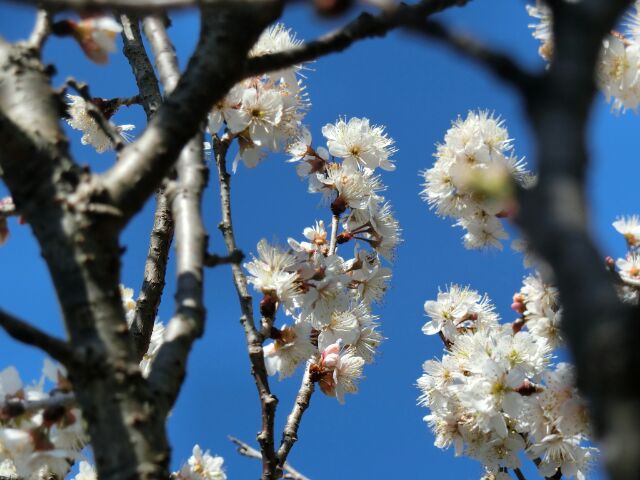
[{"xmin": 0, "ymin": 1, "xmax": 636, "ymax": 478}]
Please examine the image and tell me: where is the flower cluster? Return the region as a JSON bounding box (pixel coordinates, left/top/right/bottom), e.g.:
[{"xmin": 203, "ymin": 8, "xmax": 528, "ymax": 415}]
[
  {"xmin": 0, "ymin": 361, "xmax": 87, "ymax": 480},
  {"xmin": 512, "ymin": 273, "xmax": 563, "ymax": 348},
  {"xmin": 208, "ymin": 24, "xmax": 310, "ymax": 171},
  {"xmin": 245, "ymin": 116, "xmax": 399, "ymax": 403},
  {"xmin": 418, "ymin": 285, "xmax": 595, "ymax": 479},
  {"xmin": 610, "ymin": 215, "xmax": 640, "ymax": 303},
  {"xmin": 65, "ymin": 95, "xmax": 135, "ymax": 153},
  {"xmin": 527, "ymin": 1, "xmax": 640, "ymax": 112},
  {"xmin": 421, "ymin": 110, "xmax": 533, "ymax": 249}
]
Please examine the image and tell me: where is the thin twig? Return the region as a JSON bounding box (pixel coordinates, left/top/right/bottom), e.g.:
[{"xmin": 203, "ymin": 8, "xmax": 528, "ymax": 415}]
[
  {"xmin": 203, "ymin": 249, "xmax": 244, "ymax": 267},
  {"xmin": 276, "ymin": 360, "xmax": 315, "ymax": 469},
  {"xmin": 229, "ymin": 436, "xmax": 311, "ymax": 480},
  {"xmin": 0, "ymin": 309, "xmax": 72, "ymax": 364},
  {"xmin": 213, "ymin": 136, "xmax": 279, "ymax": 479}
]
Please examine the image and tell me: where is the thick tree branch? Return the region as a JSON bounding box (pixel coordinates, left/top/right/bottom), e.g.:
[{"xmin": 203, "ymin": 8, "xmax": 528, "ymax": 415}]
[
  {"xmin": 0, "ymin": 37, "xmax": 170, "ymax": 480},
  {"xmin": 244, "ymin": 0, "xmax": 469, "ymax": 77},
  {"xmin": 229, "ymin": 436, "xmax": 310, "ymax": 480},
  {"xmin": 0, "ymin": 310, "xmax": 72, "ymax": 364},
  {"xmin": 100, "ymin": 1, "xmax": 283, "ymax": 222},
  {"xmin": 213, "ymin": 137, "xmax": 279, "ymax": 480}
]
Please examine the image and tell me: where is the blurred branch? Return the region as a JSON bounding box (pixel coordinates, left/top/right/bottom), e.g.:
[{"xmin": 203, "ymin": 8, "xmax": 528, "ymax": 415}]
[
  {"xmin": 0, "ymin": 309, "xmax": 72, "ymax": 364},
  {"xmin": 204, "ymin": 249, "xmax": 244, "ymax": 267},
  {"xmin": 27, "ymin": 10, "xmax": 52, "ymax": 51},
  {"xmin": 229, "ymin": 436, "xmax": 310, "ymax": 480},
  {"xmin": 403, "ymin": 18, "xmax": 534, "ymax": 90},
  {"xmin": 244, "ymin": 0, "xmax": 469, "ymax": 77},
  {"xmin": 0, "ymin": 392, "xmax": 75, "ymax": 417}
]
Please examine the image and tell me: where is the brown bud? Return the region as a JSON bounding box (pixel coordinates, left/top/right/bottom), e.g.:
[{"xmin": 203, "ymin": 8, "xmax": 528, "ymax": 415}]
[
  {"xmin": 51, "ymin": 19, "xmax": 75, "ymax": 36},
  {"xmin": 336, "ymin": 231, "xmax": 353, "ymax": 244},
  {"xmin": 515, "ymin": 380, "xmax": 541, "ymax": 396},
  {"xmin": 260, "ymin": 294, "xmax": 277, "ymax": 319},
  {"xmin": 512, "ymin": 317, "xmax": 526, "ymax": 334},
  {"xmin": 43, "ymin": 404, "xmax": 67, "ymax": 426},
  {"xmin": 330, "ymin": 196, "xmax": 348, "ymax": 216}
]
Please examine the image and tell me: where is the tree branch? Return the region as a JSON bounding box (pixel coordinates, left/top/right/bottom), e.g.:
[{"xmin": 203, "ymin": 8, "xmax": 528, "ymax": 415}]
[
  {"xmin": 276, "ymin": 361, "xmax": 315, "ymax": 469},
  {"xmin": 139, "ymin": 15, "xmax": 207, "ymax": 417},
  {"xmin": 243, "ymin": 0, "xmax": 469, "ymax": 78},
  {"xmin": 120, "ymin": 13, "xmax": 174, "ymax": 362},
  {"xmin": 229, "ymin": 436, "xmax": 310, "ymax": 480},
  {"xmin": 0, "ymin": 309, "xmax": 72, "ymax": 364},
  {"xmin": 213, "ymin": 136, "xmax": 279, "ymax": 479}
]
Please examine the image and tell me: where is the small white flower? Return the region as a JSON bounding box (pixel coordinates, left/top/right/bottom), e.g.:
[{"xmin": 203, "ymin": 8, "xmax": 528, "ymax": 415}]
[
  {"xmin": 177, "ymin": 445, "xmax": 226, "ymax": 480},
  {"xmin": 322, "ymin": 117, "xmax": 396, "ymax": 172}
]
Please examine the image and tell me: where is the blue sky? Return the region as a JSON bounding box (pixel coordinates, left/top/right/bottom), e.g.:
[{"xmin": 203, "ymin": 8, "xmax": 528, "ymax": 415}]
[{"xmin": 0, "ymin": 1, "xmax": 637, "ymax": 478}]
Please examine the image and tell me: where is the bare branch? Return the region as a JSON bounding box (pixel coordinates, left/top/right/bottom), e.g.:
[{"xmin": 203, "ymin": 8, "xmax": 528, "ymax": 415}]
[
  {"xmin": 276, "ymin": 361, "xmax": 315, "ymax": 468},
  {"xmin": 229, "ymin": 436, "xmax": 310, "ymax": 480},
  {"xmin": 244, "ymin": 0, "xmax": 469, "ymax": 77},
  {"xmin": 0, "ymin": 309, "xmax": 72, "ymax": 364},
  {"xmin": 213, "ymin": 136, "xmax": 279, "ymax": 479},
  {"xmin": 27, "ymin": 10, "xmax": 52, "ymax": 52}
]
